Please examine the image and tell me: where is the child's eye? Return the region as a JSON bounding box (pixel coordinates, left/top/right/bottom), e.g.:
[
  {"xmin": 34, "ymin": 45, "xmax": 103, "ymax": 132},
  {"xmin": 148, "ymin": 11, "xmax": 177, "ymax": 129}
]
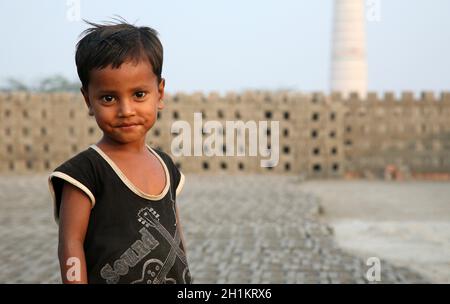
[
  {"xmin": 101, "ymin": 95, "xmax": 115, "ymax": 103},
  {"xmin": 135, "ymin": 91, "xmax": 146, "ymax": 99}
]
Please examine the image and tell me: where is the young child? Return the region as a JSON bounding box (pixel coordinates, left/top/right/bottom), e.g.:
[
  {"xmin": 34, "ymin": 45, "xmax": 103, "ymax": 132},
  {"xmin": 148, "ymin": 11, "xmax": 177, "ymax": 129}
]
[{"xmin": 48, "ymin": 20, "xmax": 192, "ymax": 284}]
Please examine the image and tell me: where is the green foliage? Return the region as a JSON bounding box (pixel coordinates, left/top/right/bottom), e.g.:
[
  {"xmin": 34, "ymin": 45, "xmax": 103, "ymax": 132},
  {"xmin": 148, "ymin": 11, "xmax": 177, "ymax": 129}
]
[{"xmin": 1, "ymin": 75, "xmax": 80, "ymax": 92}]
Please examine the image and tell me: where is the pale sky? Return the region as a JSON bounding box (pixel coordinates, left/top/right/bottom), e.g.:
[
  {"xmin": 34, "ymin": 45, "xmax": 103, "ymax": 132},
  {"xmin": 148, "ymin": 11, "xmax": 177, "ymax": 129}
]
[{"xmin": 0, "ymin": 0, "xmax": 449, "ymax": 95}]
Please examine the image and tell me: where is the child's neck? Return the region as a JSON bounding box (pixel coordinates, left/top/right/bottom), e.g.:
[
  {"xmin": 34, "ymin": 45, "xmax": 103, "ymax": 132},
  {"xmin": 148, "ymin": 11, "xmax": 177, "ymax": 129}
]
[{"xmin": 96, "ymin": 137, "xmax": 148, "ymax": 155}]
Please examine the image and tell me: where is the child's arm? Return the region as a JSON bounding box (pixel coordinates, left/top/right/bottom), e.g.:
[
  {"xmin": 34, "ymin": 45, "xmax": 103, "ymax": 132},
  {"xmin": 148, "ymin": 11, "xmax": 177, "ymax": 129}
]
[
  {"xmin": 58, "ymin": 182, "xmax": 91, "ymax": 284},
  {"xmin": 175, "ymin": 204, "xmax": 188, "ymax": 256}
]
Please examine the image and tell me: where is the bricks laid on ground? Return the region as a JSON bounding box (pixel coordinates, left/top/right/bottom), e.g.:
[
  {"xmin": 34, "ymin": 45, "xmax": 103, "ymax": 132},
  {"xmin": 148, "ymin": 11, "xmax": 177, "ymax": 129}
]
[{"xmin": 0, "ymin": 174, "xmax": 427, "ymax": 283}]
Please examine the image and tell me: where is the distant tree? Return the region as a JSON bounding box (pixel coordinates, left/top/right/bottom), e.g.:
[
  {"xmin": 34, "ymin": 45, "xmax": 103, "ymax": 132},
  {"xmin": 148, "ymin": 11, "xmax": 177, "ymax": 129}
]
[
  {"xmin": 38, "ymin": 75, "xmax": 80, "ymax": 92},
  {"xmin": 0, "ymin": 75, "xmax": 81, "ymax": 92},
  {"xmin": 2, "ymin": 78, "xmax": 30, "ymax": 91}
]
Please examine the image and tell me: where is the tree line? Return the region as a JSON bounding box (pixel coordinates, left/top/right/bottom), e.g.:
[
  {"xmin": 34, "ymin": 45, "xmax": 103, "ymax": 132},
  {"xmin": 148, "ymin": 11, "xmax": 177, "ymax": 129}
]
[{"xmin": 1, "ymin": 75, "xmax": 81, "ymax": 92}]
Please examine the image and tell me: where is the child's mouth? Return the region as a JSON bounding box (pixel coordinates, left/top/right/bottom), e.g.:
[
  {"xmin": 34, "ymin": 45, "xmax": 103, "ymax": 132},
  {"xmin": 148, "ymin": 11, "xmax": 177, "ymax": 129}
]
[{"xmin": 117, "ymin": 124, "xmax": 139, "ymax": 131}]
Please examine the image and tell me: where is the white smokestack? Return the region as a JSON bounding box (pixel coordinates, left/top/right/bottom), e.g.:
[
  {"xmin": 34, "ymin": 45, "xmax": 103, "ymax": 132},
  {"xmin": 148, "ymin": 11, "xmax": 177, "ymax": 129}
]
[{"xmin": 331, "ymin": 0, "xmax": 368, "ymax": 98}]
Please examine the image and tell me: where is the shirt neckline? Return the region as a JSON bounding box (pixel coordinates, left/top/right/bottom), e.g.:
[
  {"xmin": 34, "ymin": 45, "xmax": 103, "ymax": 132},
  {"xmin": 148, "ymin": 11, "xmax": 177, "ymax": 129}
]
[{"xmin": 89, "ymin": 143, "xmax": 170, "ymax": 201}]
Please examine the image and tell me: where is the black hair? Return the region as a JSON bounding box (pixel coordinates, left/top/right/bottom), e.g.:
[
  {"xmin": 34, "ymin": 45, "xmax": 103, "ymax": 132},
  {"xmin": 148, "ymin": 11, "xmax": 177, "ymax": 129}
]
[{"xmin": 75, "ymin": 18, "xmax": 163, "ymax": 89}]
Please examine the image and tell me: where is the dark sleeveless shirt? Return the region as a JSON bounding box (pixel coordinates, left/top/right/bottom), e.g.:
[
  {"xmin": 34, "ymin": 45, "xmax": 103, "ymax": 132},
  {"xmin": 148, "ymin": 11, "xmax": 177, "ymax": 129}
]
[{"xmin": 48, "ymin": 144, "xmax": 192, "ymax": 284}]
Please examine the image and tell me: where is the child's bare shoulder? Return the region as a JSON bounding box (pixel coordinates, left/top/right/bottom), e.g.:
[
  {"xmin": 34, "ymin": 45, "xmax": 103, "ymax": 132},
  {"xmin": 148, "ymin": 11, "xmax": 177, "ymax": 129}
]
[{"xmin": 49, "ymin": 147, "xmax": 97, "ymax": 222}]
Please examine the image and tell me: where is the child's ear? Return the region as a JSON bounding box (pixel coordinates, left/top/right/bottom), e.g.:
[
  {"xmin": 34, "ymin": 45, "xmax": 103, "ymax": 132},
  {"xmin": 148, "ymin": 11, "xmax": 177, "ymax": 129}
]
[
  {"xmin": 157, "ymin": 78, "xmax": 165, "ymax": 110},
  {"xmin": 81, "ymin": 87, "xmax": 94, "ymax": 116}
]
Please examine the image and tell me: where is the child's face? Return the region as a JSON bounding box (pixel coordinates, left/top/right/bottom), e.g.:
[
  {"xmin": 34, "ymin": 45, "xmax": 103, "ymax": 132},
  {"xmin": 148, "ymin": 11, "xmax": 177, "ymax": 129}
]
[{"xmin": 82, "ymin": 59, "xmax": 164, "ymax": 147}]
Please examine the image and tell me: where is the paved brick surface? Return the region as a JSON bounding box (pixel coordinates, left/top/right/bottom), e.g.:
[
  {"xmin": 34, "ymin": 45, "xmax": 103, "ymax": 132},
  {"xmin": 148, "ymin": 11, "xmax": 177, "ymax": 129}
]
[{"xmin": 0, "ymin": 174, "xmax": 427, "ymax": 284}]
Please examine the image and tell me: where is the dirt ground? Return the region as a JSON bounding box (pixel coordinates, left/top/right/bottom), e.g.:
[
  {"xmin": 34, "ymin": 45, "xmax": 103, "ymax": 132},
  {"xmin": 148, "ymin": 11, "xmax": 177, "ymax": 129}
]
[{"xmin": 300, "ymin": 180, "xmax": 450, "ymax": 283}]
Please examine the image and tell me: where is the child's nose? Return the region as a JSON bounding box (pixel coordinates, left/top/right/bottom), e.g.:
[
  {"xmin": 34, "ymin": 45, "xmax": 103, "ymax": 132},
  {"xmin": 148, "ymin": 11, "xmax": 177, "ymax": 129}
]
[{"xmin": 117, "ymin": 99, "xmax": 136, "ymax": 117}]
